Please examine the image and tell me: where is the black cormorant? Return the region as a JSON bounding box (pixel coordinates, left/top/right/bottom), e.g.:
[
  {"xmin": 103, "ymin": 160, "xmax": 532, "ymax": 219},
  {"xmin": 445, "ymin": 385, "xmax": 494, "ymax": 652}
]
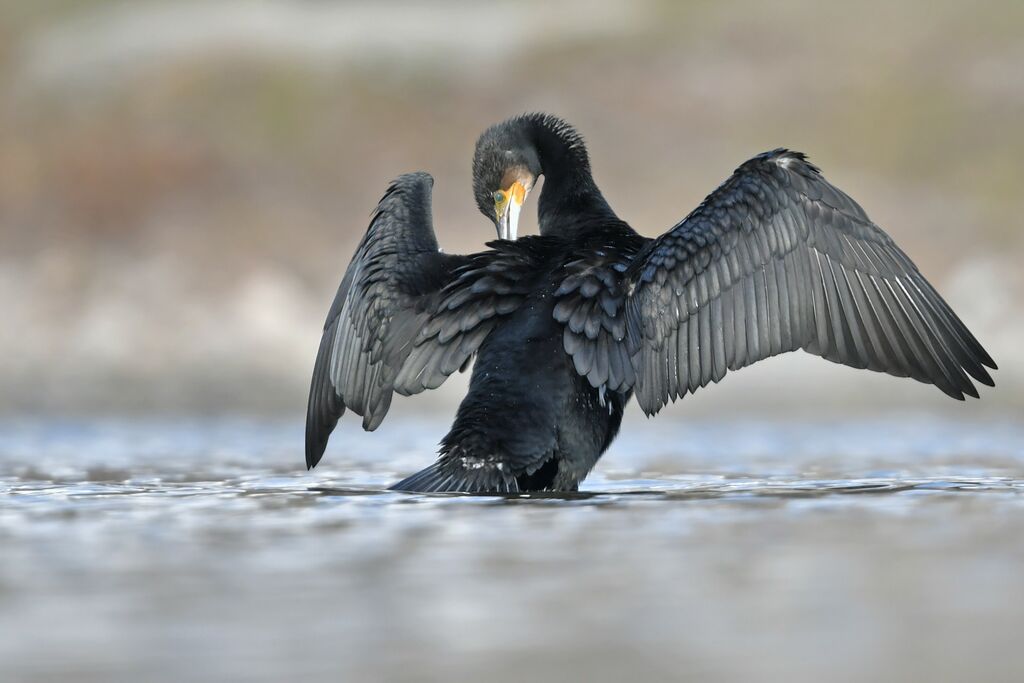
[{"xmin": 306, "ymin": 113, "xmax": 996, "ymax": 492}]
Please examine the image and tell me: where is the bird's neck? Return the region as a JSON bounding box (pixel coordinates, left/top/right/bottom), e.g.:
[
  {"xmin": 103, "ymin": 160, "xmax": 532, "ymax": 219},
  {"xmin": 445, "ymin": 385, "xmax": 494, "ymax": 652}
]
[{"xmin": 525, "ymin": 117, "xmax": 617, "ymax": 236}]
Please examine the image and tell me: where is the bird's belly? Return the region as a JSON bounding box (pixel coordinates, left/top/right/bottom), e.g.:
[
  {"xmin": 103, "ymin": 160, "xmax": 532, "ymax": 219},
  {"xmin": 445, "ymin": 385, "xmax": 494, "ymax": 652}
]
[{"xmin": 555, "ymin": 372, "xmax": 628, "ymax": 483}]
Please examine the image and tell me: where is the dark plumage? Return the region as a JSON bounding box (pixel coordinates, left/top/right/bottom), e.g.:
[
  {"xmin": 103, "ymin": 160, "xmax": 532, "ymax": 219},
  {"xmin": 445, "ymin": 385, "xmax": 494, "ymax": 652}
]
[{"xmin": 306, "ymin": 113, "xmax": 996, "ymax": 493}]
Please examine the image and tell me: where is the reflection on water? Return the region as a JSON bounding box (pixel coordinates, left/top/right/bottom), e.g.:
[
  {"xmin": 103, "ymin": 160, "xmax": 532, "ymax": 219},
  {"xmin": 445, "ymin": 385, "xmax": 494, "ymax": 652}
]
[{"xmin": 1, "ymin": 417, "xmax": 1023, "ymax": 682}]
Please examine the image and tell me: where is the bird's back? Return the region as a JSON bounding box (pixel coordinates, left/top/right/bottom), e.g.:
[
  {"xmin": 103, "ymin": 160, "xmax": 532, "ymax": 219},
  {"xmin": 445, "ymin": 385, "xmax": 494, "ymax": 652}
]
[{"xmin": 437, "ymin": 229, "xmax": 637, "ymax": 489}]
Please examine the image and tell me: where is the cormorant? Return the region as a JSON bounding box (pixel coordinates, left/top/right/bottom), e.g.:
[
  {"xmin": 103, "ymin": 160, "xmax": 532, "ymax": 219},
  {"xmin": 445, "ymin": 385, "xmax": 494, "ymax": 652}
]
[{"xmin": 306, "ymin": 113, "xmax": 996, "ymax": 493}]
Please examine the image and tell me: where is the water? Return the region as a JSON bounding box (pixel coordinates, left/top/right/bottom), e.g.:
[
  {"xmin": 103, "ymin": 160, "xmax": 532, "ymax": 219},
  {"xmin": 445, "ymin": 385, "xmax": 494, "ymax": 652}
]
[{"xmin": 2, "ymin": 416, "xmax": 1023, "ymax": 682}]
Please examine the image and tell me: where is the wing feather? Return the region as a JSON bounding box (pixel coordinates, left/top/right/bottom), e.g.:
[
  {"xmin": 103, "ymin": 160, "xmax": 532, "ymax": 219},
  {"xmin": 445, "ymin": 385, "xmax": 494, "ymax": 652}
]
[
  {"xmin": 308, "ymin": 180, "xmax": 553, "ymax": 469},
  {"xmin": 619, "ymin": 150, "xmax": 996, "ymax": 414},
  {"xmin": 306, "ymin": 173, "xmax": 475, "ymax": 467}
]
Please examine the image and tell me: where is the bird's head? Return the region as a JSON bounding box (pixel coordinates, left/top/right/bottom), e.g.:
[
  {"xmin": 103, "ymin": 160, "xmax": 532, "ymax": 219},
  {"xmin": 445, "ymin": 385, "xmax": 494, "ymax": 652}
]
[{"xmin": 472, "ymin": 119, "xmax": 542, "ymax": 241}]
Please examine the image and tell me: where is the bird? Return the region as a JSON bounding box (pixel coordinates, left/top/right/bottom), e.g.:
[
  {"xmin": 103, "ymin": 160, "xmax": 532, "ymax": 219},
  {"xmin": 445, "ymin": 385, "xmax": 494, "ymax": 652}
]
[{"xmin": 305, "ymin": 113, "xmax": 996, "ymax": 493}]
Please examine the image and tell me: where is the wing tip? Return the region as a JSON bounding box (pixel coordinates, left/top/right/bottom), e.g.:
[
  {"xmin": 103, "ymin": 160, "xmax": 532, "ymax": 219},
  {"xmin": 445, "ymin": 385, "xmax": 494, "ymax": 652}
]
[
  {"xmin": 361, "ymin": 412, "xmax": 384, "ymax": 432},
  {"xmin": 305, "ymin": 376, "xmax": 341, "ymax": 470},
  {"xmin": 305, "ymin": 438, "xmax": 327, "ymax": 470},
  {"xmin": 304, "ymin": 408, "xmax": 330, "ymax": 470}
]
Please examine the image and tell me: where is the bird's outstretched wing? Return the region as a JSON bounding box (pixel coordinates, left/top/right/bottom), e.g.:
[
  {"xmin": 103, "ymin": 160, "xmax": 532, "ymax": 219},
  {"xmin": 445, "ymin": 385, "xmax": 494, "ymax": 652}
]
[
  {"xmin": 556, "ymin": 150, "xmax": 996, "ymax": 415},
  {"xmin": 305, "ymin": 173, "xmax": 471, "ymax": 467},
  {"xmin": 307, "ymin": 174, "xmax": 544, "ymax": 469}
]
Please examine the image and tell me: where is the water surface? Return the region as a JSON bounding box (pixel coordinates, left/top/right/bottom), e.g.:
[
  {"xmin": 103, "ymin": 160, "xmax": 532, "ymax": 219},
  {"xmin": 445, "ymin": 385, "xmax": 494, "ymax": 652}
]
[{"xmin": 1, "ymin": 416, "xmax": 1023, "ymax": 682}]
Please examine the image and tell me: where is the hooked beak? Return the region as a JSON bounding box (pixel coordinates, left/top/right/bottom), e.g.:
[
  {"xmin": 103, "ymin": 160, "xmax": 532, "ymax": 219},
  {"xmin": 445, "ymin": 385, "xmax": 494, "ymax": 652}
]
[{"xmin": 494, "ymin": 180, "xmax": 528, "ymax": 241}]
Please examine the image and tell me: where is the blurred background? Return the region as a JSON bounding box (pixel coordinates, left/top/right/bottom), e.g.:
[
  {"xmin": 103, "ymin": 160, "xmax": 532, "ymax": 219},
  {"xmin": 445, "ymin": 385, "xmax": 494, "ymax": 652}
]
[
  {"xmin": 3, "ymin": 2, "xmax": 1024, "ymax": 682},
  {"xmin": 2, "ymin": 0, "xmax": 1021, "ymax": 419}
]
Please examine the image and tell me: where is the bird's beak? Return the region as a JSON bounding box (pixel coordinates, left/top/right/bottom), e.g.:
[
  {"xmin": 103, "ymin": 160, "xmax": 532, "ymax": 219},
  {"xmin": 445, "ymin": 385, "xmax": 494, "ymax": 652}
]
[{"xmin": 494, "ymin": 180, "xmax": 528, "ymax": 241}]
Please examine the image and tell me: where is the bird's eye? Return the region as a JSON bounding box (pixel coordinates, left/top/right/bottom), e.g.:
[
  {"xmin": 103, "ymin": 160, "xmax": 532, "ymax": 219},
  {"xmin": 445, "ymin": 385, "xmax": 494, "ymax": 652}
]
[{"xmin": 493, "ymin": 190, "xmax": 505, "ymax": 203}]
